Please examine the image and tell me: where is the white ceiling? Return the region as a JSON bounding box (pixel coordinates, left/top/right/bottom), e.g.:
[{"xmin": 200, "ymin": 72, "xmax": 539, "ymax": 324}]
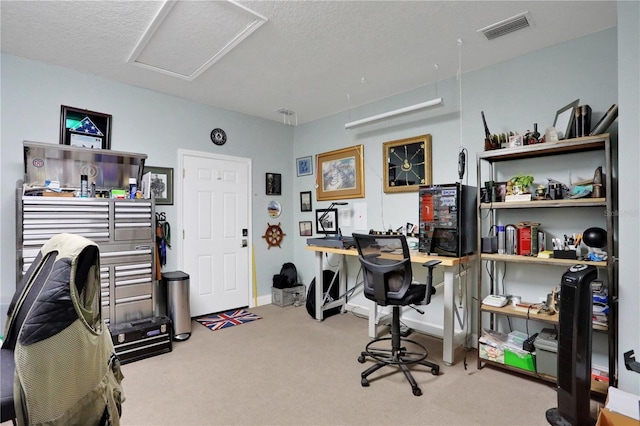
[{"xmin": 0, "ymin": 1, "xmax": 617, "ymax": 125}]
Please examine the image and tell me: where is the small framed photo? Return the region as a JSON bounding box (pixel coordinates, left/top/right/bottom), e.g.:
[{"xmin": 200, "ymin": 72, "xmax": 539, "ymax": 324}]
[
  {"xmin": 60, "ymin": 105, "xmax": 112, "ymax": 149},
  {"xmin": 299, "ymin": 221, "xmax": 312, "ymax": 236},
  {"xmin": 144, "ymin": 166, "xmax": 174, "ymax": 205},
  {"xmin": 315, "ymin": 208, "xmax": 338, "ymax": 235},
  {"xmin": 266, "ymin": 173, "xmax": 282, "ymax": 195},
  {"xmin": 553, "ymin": 99, "xmax": 580, "ymax": 140},
  {"xmin": 300, "ymin": 191, "xmax": 312, "ymax": 212},
  {"xmin": 296, "ymin": 156, "xmax": 313, "ymax": 176}
]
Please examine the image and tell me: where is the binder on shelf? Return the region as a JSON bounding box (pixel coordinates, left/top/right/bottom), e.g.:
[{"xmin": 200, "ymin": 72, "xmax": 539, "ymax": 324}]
[{"xmin": 573, "ymin": 105, "xmax": 592, "ymax": 138}]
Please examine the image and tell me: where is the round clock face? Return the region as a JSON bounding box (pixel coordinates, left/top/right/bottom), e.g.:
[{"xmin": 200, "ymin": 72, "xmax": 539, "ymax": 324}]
[
  {"xmin": 210, "ymin": 128, "xmax": 227, "ymax": 145},
  {"xmin": 388, "ymin": 142, "xmax": 426, "ymax": 187}
]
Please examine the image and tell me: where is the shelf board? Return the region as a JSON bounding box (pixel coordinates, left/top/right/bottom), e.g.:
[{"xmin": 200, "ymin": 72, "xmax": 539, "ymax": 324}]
[
  {"xmin": 477, "ymin": 134, "xmax": 608, "ymax": 162},
  {"xmin": 480, "ymin": 197, "xmax": 606, "ymax": 209},
  {"xmin": 479, "ymin": 359, "xmax": 608, "ymax": 395},
  {"xmin": 481, "ymin": 303, "xmax": 559, "ymax": 324},
  {"xmin": 480, "ymin": 253, "xmax": 607, "ymax": 268}
]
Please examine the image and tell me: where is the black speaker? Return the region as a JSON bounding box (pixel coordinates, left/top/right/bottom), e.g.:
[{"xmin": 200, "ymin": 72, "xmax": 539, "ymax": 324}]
[{"xmin": 546, "ymin": 264, "xmax": 597, "ymax": 426}]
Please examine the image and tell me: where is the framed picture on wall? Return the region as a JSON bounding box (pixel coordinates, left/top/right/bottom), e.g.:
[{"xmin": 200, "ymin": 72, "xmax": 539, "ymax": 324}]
[
  {"xmin": 296, "ymin": 156, "xmax": 313, "ymax": 176},
  {"xmin": 59, "ymin": 105, "xmax": 112, "ymax": 149},
  {"xmin": 315, "ymin": 208, "xmax": 338, "ymax": 234},
  {"xmin": 300, "ymin": 191, "xmax": 312, "ymax": 212},
  {"xmin": 266, "ymin": 173, "xmax": 282, "ymax": 195},
  {"xmin": 316, "ymin": 145, "xmax": 364, "ymax": 201},
  {"xmin": 299, "ymin": 221, "xmax": 312, "ymax": 236},
  {"xmin": 144, "ymin": 166, "xmax": 173, "ymax": 205}
]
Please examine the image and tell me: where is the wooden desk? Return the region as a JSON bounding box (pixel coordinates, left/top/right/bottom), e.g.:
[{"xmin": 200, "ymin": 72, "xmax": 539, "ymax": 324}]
[{"xmin": 305, "ymin": 245, "xmax": 473, "ymax": 365}]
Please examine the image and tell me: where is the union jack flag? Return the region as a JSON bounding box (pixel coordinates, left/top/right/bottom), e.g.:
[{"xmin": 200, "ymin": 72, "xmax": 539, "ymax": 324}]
[{"xmin": 196, "ymin": 309, "xmax": 261, "ymax": 331}]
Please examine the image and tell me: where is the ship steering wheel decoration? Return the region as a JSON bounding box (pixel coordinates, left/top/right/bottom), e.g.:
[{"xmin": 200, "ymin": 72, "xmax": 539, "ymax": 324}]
[{"xmin": 262, "ymin": 222, "xmax": 285, "ymax": 249}]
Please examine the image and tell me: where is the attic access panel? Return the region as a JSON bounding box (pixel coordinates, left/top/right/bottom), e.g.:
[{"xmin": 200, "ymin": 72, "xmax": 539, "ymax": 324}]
[{"xmin": 128, "ymin": 0, "xmax": 267, "ymax": 80}]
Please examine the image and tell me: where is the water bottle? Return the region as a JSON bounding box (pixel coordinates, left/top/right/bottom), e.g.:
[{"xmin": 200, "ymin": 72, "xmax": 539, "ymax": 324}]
[
  {"xmin": 129, "ymin": 177, "xmax": 137, "ymax": 199},
  {"xmin": 497, "ymin": 225, "xmax": 506, "ymax": 254},
  {"xmin": 80, "ymin": 174, "xmax": 88, "ymax": 198}
]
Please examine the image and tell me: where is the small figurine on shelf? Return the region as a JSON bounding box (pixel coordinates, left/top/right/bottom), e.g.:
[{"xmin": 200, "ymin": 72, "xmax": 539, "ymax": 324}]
[
  {"xmin": 535, "ymin": 185, "xmax": 546, "ymax": 200},
  {"xmin": 524, "ymin": 123, "xmax": 541, "ymax": 145}
]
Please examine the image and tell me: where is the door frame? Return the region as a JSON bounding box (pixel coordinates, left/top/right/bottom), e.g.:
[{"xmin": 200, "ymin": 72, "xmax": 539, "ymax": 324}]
[{"xmin": 176, "ymin": 149, "xmax": 254, "ymax": 307}]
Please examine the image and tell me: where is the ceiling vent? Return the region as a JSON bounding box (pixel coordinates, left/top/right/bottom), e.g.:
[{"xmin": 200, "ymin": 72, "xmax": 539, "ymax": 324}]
[{"xmin": 478, "ymin": 11, "xmax": 532, "ymax": 40}]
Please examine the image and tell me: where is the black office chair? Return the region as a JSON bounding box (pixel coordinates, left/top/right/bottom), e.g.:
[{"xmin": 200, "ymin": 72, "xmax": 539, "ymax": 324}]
[{"xmin": 352, "ymin": 233, "xmax": 441, "ymax": 396}]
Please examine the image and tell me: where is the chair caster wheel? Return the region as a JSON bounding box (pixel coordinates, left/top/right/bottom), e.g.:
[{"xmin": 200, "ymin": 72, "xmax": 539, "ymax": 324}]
[
  {"xmin": 431, "ymin": 367, "xmax": 439, "ymax": 376},
  {"xmin": 361, "ymin": 378, "xmax": 369, "ymax": 387},
  {"xmin": 412, "ymin": 387, "xmax": 422, "ymax": 396},
  {"xmin": 358, "ymin": 355, "xmax": 366, "ymax": 363}
]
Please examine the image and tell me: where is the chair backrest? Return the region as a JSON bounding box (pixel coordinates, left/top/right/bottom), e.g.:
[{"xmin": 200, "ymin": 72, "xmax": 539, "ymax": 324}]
[{"xmin": 352, "ymin": 233, "xmax": 413, "ymax": 306}]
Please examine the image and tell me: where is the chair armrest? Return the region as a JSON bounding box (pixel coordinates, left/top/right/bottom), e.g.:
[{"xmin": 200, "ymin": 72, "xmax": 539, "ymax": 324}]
[{"xmin": 421, "ymin": 260, "xmax": 442, "ymax": 305}]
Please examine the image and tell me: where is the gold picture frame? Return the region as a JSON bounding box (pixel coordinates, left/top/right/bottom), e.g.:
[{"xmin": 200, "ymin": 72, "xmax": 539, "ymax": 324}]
[
  {"xmin": 383, "ymin": 134, "xmax": 432, "ymax": 193},
  {"xmin": 316, "ymin": 145, "xmax": 365, "ymax": 201}
]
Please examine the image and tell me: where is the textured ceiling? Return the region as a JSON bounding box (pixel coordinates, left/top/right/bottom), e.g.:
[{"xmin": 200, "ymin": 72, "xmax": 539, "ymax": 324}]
[{"xmin": 0, "ymin": 1, "xmax": 617, "ymax": 125}]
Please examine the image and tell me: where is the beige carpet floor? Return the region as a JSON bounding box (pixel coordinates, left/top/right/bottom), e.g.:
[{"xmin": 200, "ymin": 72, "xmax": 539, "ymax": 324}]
[{"xmin": 115, "ymin": 303, "xmax": 605, "ymax": 425}]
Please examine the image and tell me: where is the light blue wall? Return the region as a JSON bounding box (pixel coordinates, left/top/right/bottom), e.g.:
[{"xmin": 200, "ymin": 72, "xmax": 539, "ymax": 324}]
[
  {"xmin": 0, "ymin": 54, "xmax": 295, "ymax": 324},
  {"xmin": 617, "ymin": 0, "xmax": 640, "ymax": 394}
]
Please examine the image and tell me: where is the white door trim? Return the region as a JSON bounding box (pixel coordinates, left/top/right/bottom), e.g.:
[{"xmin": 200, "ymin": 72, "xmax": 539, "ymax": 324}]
[{"xmin": 176, "ymin": 149, "xmax": 253, "ymax": 307}]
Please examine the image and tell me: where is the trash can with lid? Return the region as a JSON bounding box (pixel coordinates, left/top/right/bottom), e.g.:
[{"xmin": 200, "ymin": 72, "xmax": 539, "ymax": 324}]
[{"xmin": 162, "ymin": 271, "xmax": 191, "ymax": 341}]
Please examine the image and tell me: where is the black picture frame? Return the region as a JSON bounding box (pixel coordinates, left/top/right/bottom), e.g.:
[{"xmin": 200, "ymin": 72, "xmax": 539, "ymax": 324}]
[
  {"xmin": 553, "ymin": 99, "xmax": 580, "ymax": 140},
  {"xmin": 144, "ymin": 166, "xmax": 173, "ymax": 205},
  {"xmin": 266, "ymin": 173, "xmax": 282, "ymax": 195},
  {"xmin": 60, "ymin": 105, "xmax": 112, "ymax": 149},
  {"xmin": 300, "ymin": 191, "xmax": 312, "ymax": 212},
  {"xmin": 315, "ymin": 208, "xmax": 338, "ymax": 235},
  {"xmin": 299, "ymin": 221, "xmax": 313, "ymax": 236}
]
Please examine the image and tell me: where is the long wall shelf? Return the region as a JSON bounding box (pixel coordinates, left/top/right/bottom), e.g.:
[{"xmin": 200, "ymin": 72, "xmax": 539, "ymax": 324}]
[
  {"xmin": 480, "ymin": 253, "xmax": 607, "ymax": 268},
  {"xmin": 481, "ymin": 303, "xmax": 558, "ymax": 324},
  {"xmin": 480, "ymin": 198, "xmax": 606, "ymax": 210}
]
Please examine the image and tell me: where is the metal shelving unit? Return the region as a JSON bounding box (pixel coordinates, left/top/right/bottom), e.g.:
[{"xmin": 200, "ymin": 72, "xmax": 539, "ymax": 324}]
[{"xmin": 476, "ymin": 134, "xmax": 617, "ymax": 391}]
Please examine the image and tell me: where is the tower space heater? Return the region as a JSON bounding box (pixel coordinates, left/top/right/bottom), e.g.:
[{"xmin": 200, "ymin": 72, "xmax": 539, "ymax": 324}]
[{"xmin": 546, "ymin": 264, "xmax": 597, "ymax": 426}]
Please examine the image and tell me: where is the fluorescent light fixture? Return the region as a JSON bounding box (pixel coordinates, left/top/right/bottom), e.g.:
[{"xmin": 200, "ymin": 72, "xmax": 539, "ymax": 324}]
[{"xmin": 344, "ymin": 98, "xmax": 443, "ymax": 129}]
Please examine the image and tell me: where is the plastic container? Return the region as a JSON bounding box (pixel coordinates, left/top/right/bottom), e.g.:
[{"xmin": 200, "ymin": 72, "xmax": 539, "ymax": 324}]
[
  {"xmin": 128, "ymin": 177, "xmax": 137, "ymax": 199},
  {"xmin": 80, "ymin": 174, "xmax": 88, "ymax": 198},
  {"xmin": 534, "ymin": 328, "xmax": 558, "ymax": 377},
  {"xmin": 497, "ymin": 225, "xmax": 505, "ymax": 254}
]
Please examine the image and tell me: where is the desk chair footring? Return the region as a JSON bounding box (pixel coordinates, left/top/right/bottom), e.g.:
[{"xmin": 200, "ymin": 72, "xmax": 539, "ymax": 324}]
[{"xmin": 357, "ymin": 310, "xmax": 439, "ymax": 396}]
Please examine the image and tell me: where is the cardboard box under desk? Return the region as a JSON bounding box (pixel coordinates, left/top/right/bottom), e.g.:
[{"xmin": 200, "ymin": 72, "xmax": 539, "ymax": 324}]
[{"xmin": 271, "ymin": 285, "xmax": 305, "ymax": 307}]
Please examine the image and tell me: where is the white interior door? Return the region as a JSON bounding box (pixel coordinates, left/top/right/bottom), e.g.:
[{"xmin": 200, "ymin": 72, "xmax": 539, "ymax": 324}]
[{"xmin": 180, "ymin": 152, "xmax": 251, "ymax": 317}]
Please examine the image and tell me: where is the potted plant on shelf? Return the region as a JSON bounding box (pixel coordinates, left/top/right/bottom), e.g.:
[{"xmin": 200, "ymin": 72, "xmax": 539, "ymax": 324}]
[{"xmin": 506, "ymin": 174, "xmax": 534, "ymax": 201}]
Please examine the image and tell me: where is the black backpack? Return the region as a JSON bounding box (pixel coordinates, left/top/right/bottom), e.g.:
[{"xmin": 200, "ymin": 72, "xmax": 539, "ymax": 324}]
[{"xmin": 272, "ymin": 262, "xmax": 297, "ymax": 289}]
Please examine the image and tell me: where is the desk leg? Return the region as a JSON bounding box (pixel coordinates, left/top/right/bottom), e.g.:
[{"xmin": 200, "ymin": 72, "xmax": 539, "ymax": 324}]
[
  {"xmin": 368, "ymin": 300, "xmax": 376, "ymax": 338},
  {"xmin": 442, "ymin": 266, "xmax": 455, "ymax": 366},
  {"xmin": 314, "ymin": 250, "xmax": 324, "ymax": 321}
]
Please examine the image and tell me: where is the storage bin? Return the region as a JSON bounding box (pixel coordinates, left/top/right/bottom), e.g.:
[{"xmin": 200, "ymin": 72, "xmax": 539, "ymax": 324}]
[
  {"xmin": 272, "ymin": 285, "xmax": 305, "ymax": 307},
  {"xmin": 508, "ymin": 330, "xmax": 528, "ymax": 347},
  {"xmin": 504, "ymin": 348, "xmax": 536, "ymax": 372},
  {"xmin": 479, "ymin": 342, "xmax": 504, "ymax": 364},
  {"xmin": 534, "ymin": 328, "xmax": 558, "ymax": 377}
]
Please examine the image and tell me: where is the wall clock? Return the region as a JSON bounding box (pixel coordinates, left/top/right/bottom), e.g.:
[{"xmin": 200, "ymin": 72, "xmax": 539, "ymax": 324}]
[
  {"xmin": 210, "ymin": 128, "xmax": 227, "ymax": 146},
  {"xmin": 383, "ymin": 134, "xmax": 432, "ymax": 193}
]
